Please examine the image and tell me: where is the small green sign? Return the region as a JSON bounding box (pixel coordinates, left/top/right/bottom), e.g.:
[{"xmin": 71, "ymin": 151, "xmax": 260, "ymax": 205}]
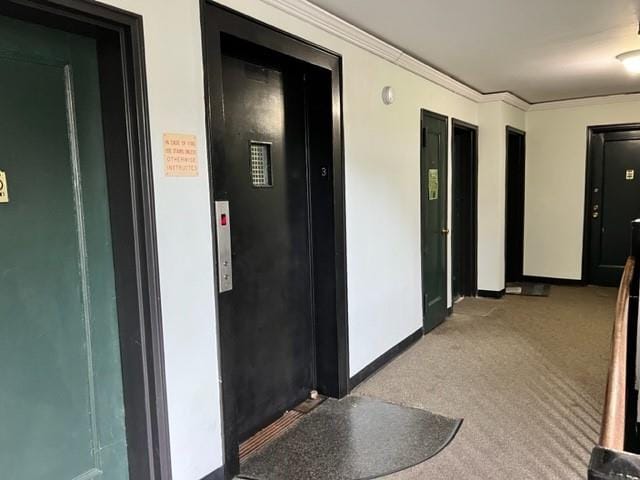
[{"xmin": 428, "ymin": 168, "xmax": 438, "ymax": 200}]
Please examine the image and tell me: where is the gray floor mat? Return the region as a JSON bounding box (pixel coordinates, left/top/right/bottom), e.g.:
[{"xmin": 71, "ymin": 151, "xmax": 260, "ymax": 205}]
[
  {"xmin": 238, "ymin": 396, "xmax": 462, "ymax": 480},
  {"xmin": 506, "ymin": 282, "xmax": 550, "ymax": 296}
]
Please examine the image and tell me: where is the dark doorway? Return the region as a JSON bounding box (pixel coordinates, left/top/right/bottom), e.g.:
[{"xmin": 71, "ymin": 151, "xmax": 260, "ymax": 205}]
[
  {"xmin": 202, "ymin": 4, "xmax": 348, "ymax": 477},
  {"xmin": 584, "ymin": 124, "xmax": 640, "ymax": 286},
  {"xmin": 0, "ymin": 2, "xmax": 170, "ymax": 479},
  {"xmin": 452, "ymin": 119, "xmax": 478, "ymax": 300},
  {"xmin": 420, "ymin": 109, "xmax": 448, "ymax": 333},
  {"xmin": 505, "ymin": 126, "xmax": 526, "ymax": 283}
]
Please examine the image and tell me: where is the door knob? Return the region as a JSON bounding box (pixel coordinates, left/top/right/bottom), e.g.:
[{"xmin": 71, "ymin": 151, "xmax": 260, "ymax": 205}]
[{"xmin": 441, "ymin": 228, "xmax": 450, "ymax": 234}]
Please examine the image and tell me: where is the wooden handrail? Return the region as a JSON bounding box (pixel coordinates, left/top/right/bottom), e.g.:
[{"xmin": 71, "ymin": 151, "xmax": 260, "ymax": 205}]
[{"xmin": 600, "ymin": 256, "xmax": 635, "ymax": 450}]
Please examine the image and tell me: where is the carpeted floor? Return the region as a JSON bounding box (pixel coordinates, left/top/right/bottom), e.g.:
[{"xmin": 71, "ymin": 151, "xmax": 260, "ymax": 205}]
[{"xmin": 354, "ymin": 285, "xmax": 616, "ymax": 480}]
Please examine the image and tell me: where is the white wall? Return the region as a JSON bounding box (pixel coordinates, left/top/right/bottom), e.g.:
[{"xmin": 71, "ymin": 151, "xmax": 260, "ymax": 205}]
[
  {"xmin": 87, "ymin": 0, "xmax": 511, "ymax": 478},
  {"xmin": 525, "ymin": 98, "xmax": 640, "ymax": 279},
  {"xmin": 477, "ymin": 102, "xmax": 526, "ymax": 291}
]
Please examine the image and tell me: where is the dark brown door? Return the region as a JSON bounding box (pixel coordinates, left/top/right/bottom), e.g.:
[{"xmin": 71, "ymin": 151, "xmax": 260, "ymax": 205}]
[
  {"xmin": 587, "ymin": 127, "xmax": 640, "ymax": 286},
  {"xmin": 505, "ymin": 127, "xmax": 526, "ymax": 283},
  {"xmin": 218, "ymin": 42, "xmax": 314, "ymax": 440},
  {"xmin": 452, "ymin": 122, "xmax": 478, "ymax": 299}
]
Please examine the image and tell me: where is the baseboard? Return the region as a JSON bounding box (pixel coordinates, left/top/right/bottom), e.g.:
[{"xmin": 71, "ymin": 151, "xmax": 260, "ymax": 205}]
[
  {"xmin": 447, "ymin": 306, "xmax": 453, "ymax": 316},
  {"xmin": 521, "ymin": 275, "xmax": 585, "ymax": 286},
  {"xmin": 200, "ymin": 465, "xmax": 225, "ymax": 480},
  {"xmin": 349, "ymin": 327, "xmax": 423, "ymax": 390},
  {"xmin": 477, "ymin": 289, "xmax": 505, "ymax": 299}
]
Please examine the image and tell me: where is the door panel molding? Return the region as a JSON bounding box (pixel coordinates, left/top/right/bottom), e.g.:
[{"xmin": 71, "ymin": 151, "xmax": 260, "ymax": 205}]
[
  {"xmin": 65, "ymin": 62, "xmax": 102, "ymax": 472},
  {"xmin": 71, "ymin": 468, "xmax": 103, "ymax": 480},
  {"xmin": 0, "ymin": 2, "xmax": 171, "ymax": 479}
]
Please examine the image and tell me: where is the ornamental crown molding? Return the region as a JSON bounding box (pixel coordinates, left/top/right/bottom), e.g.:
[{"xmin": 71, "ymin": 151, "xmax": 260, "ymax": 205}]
[
  {"xmin": 260, "ymin": 0, "xmax": 497, "ymax": 104},
  {"xmin": 259, "ymin": 0, "xmax": 640, "ymax": 112},
  {"xmin": 528, "ymin": 92, "xmax": 640, "ymax": 111}
]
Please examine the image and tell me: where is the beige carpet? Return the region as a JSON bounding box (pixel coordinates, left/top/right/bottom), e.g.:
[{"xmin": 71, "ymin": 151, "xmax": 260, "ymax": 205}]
[{"xmin": 354, "ymin": 286, "xmax": 616, "ymax": 479}]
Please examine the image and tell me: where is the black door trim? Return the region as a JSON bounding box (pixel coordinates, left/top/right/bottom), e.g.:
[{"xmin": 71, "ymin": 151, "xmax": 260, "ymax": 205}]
[
  {"xmin": 420, "ymin": 108, "xmax": 449, "ymax": 329},
  {"xmin": 506, "ymin": 125, "xmax": 526, "ymax": 136},
  {"xmin": 201, "ymin": 3, "xmax": 348, "ymax": 478},
  {"xmin": 582, "ymin": 123, "xmax": 640, "ymax": 283},
  {"xmin": 451, "ymin": 118, "xmax": 478, "ymax": 297},
  {"xmin": 0, "ymin": 2, "xmax": 171, "ymax": 479},
  {"xmin": 452, "ymin": 118, "xmax": 478, "ymax": 132},
  {"xmin": 505, "ymin": 125, "xmax": 526, "ymax": 283}
]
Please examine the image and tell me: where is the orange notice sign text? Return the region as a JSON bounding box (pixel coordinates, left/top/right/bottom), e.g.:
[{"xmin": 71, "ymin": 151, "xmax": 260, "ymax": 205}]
[{"xmin": 164, "ymin": 133, "xmax": 198, "ymax": 177}]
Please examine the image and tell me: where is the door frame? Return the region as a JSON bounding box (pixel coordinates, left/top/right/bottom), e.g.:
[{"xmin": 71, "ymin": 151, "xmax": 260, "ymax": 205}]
[
  {"xmin": 420, "ymin": 108, "xmax": 449, "ymax": 331},
  {"xmin": 582, "ymin": 123, "xmax": 640, "ymax": 283},
  {"xmin": 451, "ymin": 118, "xmax": 478, "ymax": 298},
  {"xmin": 504, "ymin": 125, "xmax": 526, "ymax": 283},
  {"xmin": 201, "ymin": 2, "xmax": 349, "ymax": 478},
  {"xmin": 0, "ymin": 2, "xmax": 171, "ymax": 479}
]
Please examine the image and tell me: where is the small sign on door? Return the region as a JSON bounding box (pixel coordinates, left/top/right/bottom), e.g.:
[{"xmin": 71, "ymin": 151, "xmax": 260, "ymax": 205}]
[
  {"xmin": 428, "ymin": 169, "xmax": 439, "ymax": 200},
  {"xmin": 0, "ymin": 170, "xmax": 8, "ymax": 203},
  {"xmin": 626, "ymin": 169, "xmax": 635, "ymax": 180}
]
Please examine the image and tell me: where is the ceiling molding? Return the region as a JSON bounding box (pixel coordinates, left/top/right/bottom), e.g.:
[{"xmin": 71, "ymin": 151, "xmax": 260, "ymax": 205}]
[
  {"xmin": 259, "ymin": 0, "xmax": 640, "ymax": 113},
  {"xmin": 259, "ymin": 0, "xmax": 493, "ymax": 105},
  {"xmin": 528, "ymin": 92, "xmax": 640, "ymax": 111},
  {"xmin": 259, "ymin": 0, "xmax": 404, "ymax": 62},
  {"xmin": 393, "ymin": 53, "xmax": 483, "ymax": 102},
  {"xmin": 479, "ymin": 92, "xmax": 531, "ymax": 111}
]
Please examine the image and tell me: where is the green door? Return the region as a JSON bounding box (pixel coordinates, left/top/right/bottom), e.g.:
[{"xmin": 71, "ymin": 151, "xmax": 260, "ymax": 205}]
[
  {"xmin": 0, "ymin": 16, "xmax": 129, "ymax": 480},
  {"xmin": 421, "ymin": 110, "xmax": 448, "ymax": 333}
]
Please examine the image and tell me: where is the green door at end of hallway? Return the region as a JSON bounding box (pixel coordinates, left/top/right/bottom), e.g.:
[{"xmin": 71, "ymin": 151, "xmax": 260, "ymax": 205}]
[
  {"xmin": 421, "ymin": 110, "xmax": 448, "ymax": 333},
  {"xmin": 0, "ymin": 16, "xmax": 129, "ymax": 480}
]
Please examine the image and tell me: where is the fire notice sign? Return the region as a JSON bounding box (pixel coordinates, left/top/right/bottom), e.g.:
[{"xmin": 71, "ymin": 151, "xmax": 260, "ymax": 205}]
[{"xmin": 164, "ymin": 133, "xmax": 198, "ymax": 177}]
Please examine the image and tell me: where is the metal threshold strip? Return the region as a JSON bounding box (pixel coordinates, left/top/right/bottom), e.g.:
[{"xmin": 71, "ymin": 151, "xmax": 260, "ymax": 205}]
[{"xmin": 239, "ymin": 394, "xmax": 326, "ymax": 462}]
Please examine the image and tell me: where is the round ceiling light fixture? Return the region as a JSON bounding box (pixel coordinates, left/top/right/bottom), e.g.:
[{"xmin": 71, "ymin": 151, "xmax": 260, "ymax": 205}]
[
  {"xmin": 617, "ymin": 49, "xmax": 640, "ymax": 74},
  {"xmin": 617, "ymin": 22, "xmax": 640, "ymax": 74}
]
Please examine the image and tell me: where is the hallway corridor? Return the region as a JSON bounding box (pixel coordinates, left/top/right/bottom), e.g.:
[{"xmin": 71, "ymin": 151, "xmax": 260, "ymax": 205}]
[{"xmin": 355, "ymin": 286, "xmax": 616, "ymax": 479}]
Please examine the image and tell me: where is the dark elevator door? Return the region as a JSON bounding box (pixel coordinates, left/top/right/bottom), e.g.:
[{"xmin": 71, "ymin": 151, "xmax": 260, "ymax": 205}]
[
  {"xmin": 587, "ymin": 128, "xmax": 640, "ymax": 285},
  {"xmin": 219, "ymin": 49, "xmax": 314, "ymax": 440}
]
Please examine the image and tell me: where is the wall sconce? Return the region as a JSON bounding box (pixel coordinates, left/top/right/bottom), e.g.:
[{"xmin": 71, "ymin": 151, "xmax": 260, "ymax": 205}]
[{"xmin": 381, "ymin": 86, "xmax": 395, "ymax": 105}]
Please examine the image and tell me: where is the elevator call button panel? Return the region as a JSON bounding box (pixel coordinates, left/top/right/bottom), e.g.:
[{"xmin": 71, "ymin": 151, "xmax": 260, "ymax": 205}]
[{"xmin": 215, "ymin": 201, "xmax": 233, "ymax": 293}]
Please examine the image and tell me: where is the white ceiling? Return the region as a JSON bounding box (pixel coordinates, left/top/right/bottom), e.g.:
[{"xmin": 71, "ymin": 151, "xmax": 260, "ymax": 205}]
[{"xmin": 310, "ymin": 0, "xmax": 640, "ymax": 103}]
